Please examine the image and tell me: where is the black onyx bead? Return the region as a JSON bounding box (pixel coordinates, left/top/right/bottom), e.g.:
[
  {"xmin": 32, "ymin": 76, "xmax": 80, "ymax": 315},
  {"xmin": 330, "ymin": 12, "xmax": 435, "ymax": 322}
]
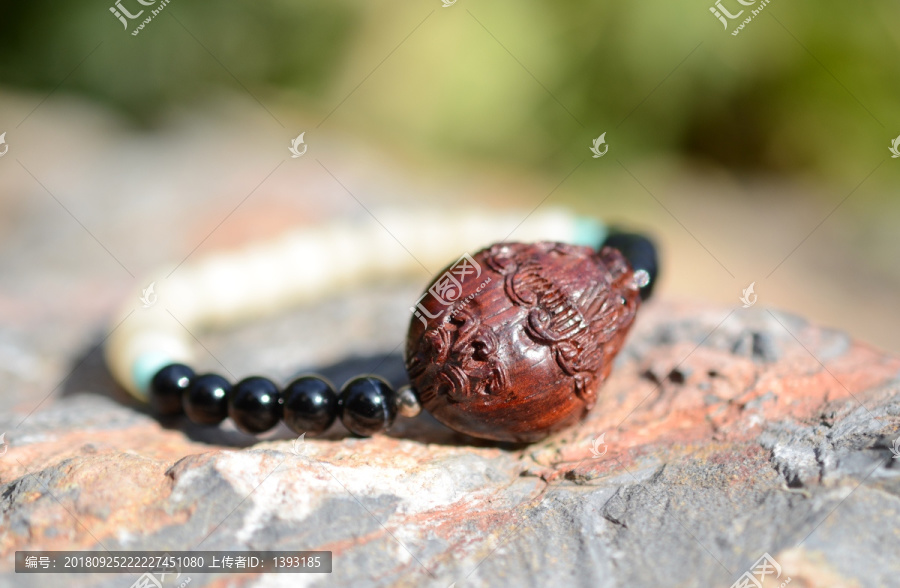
[
  {"xmin": 150, "ymin": 363, "xmax": 194, "ymax": 416},
  {"xmin": 283, "ymin": 375, "xmax": 338, "ymax": 435},
  {"xmin": 228, "ymin": 376, "xmax": 282, "ymax": 434},
  {"xmin": 601, "ymin": 230, "xmax": 659, "ymax": 301},
  {"xmin": 183, "ymin": 373, "xmax": 232, "ymax": 425},
  {"xmin": 339, "ymin": 376, "xmax": 397, "ymax": 437}
]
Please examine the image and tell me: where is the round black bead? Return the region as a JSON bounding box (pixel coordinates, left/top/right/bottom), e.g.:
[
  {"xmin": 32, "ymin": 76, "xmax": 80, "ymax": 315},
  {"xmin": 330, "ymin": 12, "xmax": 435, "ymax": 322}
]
[
  {"xmin": 228, "ymin": 376, "xmax": 282, "ymax": 434},
  {"xmin": 339, "ymin": 375, "xmax": 397, "ymax": 437},
  {"xmin": 150, "ymin": 363, "xmax": 194, "ymax": 416},
  {"xmin": 183, "ymin": 373, "xmax": 232, "ymax": 425},
  {"xmin": 283, "ymin": 375, "xmax": 338, "ymax": 435},
  {"xmin": 601, "ymin": 230, "xmax": 659, "ymax": 301}
]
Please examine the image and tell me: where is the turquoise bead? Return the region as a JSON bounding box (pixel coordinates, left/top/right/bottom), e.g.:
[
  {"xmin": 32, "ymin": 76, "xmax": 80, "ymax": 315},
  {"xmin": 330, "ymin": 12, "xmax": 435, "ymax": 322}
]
[
  {"xmin": 132, "ymin": 352, "xmax": 174, "ymax": 400},
  {"xmin": 573, "ymin": 216, "xmax": 607, "ymax": 248}
]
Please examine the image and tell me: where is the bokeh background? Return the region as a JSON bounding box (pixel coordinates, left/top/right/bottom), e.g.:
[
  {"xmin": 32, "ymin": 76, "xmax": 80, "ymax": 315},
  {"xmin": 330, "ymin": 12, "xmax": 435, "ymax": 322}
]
[{"xmin": 1, "ymin": 0, "xmax": 898, "ymax": 375}]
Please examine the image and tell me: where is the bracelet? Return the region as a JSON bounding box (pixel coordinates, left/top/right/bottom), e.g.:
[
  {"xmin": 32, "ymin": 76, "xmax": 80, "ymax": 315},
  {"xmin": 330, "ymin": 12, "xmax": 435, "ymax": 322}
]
[{"xmin": 103, "ymin": 208, "xmax": 658, "ymax": 443}]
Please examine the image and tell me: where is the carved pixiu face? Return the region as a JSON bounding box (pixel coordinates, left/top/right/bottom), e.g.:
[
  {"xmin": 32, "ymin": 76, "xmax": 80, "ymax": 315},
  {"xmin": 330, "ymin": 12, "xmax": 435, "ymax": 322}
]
[
  {"xmin": 413, "ymin": 307, "xmax": 501, "ymax": 399},
  {"xmin": 406, "ymin": 242, "xmax": 641, "ymax": 443}
]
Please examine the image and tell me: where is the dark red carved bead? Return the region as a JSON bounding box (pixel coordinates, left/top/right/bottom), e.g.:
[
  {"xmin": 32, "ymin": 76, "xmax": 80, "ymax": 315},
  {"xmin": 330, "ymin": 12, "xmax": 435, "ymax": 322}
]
[{"xmin": 405, "ymin": 242, "xmax": 642, "ymax": 443}]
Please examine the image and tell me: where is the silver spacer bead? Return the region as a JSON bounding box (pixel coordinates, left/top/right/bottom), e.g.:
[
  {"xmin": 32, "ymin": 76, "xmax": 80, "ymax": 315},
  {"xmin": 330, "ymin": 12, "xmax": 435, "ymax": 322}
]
[
  {"xmin": 632, "ymin": 269, "xmax": 650, "ymax": 289},
  {"xmin": 395, "ymin": 385, "xmax": 422, "ymax": 418}
]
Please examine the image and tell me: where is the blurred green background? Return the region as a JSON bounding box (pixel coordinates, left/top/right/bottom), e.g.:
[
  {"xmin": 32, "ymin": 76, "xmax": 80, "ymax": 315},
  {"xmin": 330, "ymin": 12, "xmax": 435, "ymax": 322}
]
[
  {"xmin": 3, "ymin": 0, "xmax": 898, "ymax": 176},
  {"xmin": 0, "ymin": 0, "xmax": 898, "ymax": 350}
]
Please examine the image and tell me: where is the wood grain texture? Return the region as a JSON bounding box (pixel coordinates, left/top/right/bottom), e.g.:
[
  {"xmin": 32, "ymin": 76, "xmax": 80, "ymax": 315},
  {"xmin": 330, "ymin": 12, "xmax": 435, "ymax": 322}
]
[{"xmin": 406, "ymin": 242, "xmax": 642, "ymax": 442}]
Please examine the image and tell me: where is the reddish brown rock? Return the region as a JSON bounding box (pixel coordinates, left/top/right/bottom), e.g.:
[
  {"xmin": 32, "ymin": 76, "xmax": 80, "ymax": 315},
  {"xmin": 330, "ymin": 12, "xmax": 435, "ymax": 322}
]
[{"xmin": 2, "ymin": 300, "xmax": 900, "ymax": 588}]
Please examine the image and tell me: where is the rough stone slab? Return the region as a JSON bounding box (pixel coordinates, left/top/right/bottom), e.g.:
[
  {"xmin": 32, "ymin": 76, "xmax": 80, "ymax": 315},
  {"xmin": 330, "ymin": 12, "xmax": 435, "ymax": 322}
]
[{"xmin": 2, "ymin": 300, "xmax": 900, "ymax": 588}]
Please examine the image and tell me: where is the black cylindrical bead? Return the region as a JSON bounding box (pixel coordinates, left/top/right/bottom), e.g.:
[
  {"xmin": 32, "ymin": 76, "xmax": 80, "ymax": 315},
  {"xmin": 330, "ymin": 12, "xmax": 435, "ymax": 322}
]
[
  {"xmin": 601, "ymin": 230, "xmax": 659, "ymax": 301},
  {"xmin": 228, "ymin": 376, "xmax": 282, "ymax": 434},
  {"xmin": 283, "ymin": 375, "xmax": 338, "ymax": 435},
  {"xmin": 339, "ymin": 375, "xmax": 397, "ymax": 437},
  {"xmin": 150, "ymin": 363, "xmax": 194, "ymax": 416},
  {"xmin": 183, "ymin": 373, "xmax": 232, "ymax": 425}
]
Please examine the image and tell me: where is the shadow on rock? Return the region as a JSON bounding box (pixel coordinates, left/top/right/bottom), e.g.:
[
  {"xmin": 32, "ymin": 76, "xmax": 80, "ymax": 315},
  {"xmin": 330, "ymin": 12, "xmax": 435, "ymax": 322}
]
[{"xmin": 61, "ymin": 341, "xmax": 511, "ymax": 450}]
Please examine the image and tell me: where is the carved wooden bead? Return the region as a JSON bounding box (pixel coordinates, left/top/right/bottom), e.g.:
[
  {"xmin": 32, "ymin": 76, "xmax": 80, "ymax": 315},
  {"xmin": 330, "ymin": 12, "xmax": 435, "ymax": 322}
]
[{"xmin": 405, "ymin": 242, "xmax": 642, "ymax": 442}]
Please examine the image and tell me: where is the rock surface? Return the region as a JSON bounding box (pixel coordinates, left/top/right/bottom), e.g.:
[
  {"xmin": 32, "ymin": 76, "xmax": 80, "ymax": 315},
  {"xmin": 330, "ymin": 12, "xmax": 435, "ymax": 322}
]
[{"xmin": 2, "ymin": 296, "xmax": 900, "ymax": 588}]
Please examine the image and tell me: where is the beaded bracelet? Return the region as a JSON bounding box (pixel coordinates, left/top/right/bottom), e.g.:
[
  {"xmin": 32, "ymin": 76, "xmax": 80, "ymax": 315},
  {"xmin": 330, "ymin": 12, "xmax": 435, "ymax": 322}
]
[{"xmin": 104, "ymin": 208, "xmax": 657, "ymax": 443}]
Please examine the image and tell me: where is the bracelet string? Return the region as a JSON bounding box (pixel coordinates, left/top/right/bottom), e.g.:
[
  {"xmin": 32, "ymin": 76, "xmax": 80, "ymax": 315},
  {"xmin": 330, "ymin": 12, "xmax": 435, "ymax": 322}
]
[{"xmin": 104, "ymin": 208, "xmax": 616, "ymax": 437}]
